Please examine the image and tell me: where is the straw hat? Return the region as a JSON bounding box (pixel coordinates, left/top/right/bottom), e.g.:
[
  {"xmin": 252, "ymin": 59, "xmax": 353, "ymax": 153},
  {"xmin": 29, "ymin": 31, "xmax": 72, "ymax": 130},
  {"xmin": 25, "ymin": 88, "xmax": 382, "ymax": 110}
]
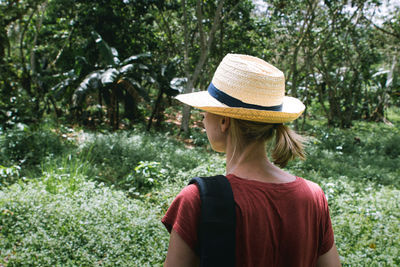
[{"xmin": 176, "ymin": 54, "xmax": 305, "ymax": 123}]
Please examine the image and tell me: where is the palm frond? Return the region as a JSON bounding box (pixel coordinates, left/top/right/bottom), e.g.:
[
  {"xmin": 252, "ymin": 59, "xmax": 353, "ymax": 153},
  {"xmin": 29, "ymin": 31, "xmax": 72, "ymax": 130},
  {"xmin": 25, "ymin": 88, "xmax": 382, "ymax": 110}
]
[
  {"xmin": 122, "ymin": 52, "xmax": 151, "ymax": 65},
  {"xmin": 72, "ymin": 71, "xmax": 102, "ymax": 106},
  {"xmin": 51, "ymin": 70, "xmax": 79, "ymax": 100},
  {"xmin": 101, "ymin": 68, "xmax": 120, "ymax": 85},
  {"xmin": 170, "ymin": 77, "xmax": 187, "ymax": 94},
  {"xmin": 92, "ymin": 31, "xmax": 118, "ymax": 66}
]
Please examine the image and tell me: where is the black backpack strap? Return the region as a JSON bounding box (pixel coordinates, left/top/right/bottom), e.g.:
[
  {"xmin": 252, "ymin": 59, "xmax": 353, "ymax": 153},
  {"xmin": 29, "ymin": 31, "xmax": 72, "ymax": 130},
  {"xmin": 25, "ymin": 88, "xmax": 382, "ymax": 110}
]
[{"xmin": 189, "ymin": 175, "xmax": 236, "ymax": 267}]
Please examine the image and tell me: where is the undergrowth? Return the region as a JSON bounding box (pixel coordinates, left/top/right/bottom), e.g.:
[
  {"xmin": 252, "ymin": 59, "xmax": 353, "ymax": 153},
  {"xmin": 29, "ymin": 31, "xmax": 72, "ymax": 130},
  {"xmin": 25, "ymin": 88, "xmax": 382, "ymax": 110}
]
[{"xmin": 0, "ymin": 110, "xmax": 399, "ymax": 266}]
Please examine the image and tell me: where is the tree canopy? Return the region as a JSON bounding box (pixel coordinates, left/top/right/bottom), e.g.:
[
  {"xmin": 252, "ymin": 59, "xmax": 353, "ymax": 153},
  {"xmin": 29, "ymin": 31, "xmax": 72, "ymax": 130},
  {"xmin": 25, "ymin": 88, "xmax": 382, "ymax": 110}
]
[{"xmin": 1, "ymin": 0, "xmax": 399, "ymax": 130}]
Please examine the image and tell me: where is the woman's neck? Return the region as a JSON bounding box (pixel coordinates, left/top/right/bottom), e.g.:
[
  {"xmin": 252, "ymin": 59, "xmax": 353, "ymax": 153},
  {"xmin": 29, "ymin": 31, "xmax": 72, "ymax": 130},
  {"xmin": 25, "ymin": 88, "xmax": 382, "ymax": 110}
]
[{"xmin": 225, "ymin": 139, "xmax": 296, "ymax": 183}]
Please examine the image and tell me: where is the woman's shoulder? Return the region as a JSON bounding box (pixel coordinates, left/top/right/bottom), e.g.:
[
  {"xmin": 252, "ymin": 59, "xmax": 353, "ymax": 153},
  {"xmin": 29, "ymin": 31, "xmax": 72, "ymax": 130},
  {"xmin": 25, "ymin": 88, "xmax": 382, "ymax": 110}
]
[
  {"xmin": 300, "ymin": 178, "xmax": 327, "ymax": 197},
  {"xmin": 175, "ymin": 183, "xmax": 200, "ymax": 202},
  {"xmin": 297, "ymin": 178, "xmax": 330, "ymax": 208}
]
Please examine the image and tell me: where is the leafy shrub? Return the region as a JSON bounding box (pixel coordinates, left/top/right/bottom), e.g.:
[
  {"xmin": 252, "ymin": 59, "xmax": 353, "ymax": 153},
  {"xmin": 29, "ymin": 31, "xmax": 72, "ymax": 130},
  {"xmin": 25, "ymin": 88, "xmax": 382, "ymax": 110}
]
[
  {"xmin": 120, "ymin": 161, "xmax": 167, "ymax": 195},
  {"xmin": 383, "ymin": 134, "xmax": 400, "ymax": 159},
  {"xmin": 78, "ymin": 130, "xmax": 208, "ymax": 191},
  {"xmin": 0, "ymin": 165, "xmax": 21, "ymax": 187},
  {"xmin": 0, "ymin": 124, "xmax": 71, "ymax": 177},
  {"xmin": 296, "ymin": 120, "xmax": 400, "ymax": 187},
  {"xmin": 181, "ymin": 127, "xmax": 209, "ymax": 147}
]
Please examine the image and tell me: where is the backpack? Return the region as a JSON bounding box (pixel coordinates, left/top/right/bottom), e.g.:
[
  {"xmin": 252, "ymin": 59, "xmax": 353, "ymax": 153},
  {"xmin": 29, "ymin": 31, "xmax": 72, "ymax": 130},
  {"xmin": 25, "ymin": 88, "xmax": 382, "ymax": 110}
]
[{"xmin": 189, "ymin": 175, "xmax": 236, "ymax": 267}]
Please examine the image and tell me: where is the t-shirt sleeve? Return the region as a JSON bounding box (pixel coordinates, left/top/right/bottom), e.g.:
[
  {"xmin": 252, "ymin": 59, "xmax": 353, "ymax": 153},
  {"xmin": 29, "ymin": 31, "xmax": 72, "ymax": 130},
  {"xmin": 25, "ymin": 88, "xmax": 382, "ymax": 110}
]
[
  {"xmin": 318, "ymin": 188, "xmax": 335, "ymax": 256},
  {"xmin": 162, "ymin": 184, "xmax": 201, "ymax": 251}
]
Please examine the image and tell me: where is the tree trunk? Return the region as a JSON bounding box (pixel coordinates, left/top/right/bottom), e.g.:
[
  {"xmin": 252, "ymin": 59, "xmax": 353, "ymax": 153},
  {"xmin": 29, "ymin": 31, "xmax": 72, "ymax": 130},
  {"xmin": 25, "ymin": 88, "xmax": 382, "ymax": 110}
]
[
  {"xmin": 180, "ymin": 0, "xmax": 225, "ymax": 132},
  {"xmin": 181, "ymin": 104, "xmax": 192, "ymax": 132},
  {"xmin": 180, "ymin": 78, "xmax": 195, "ymax": 132},
  {"xmin": 115, "ymin": 96, "xmax": 119, "ymax": 130},
  {"xmin": 49, "ymin": 95, "xmax": 61, "ymax": 119},
  {"xmin": 147, "ymin": 86, "xmax": 164, "ymax": 131}
]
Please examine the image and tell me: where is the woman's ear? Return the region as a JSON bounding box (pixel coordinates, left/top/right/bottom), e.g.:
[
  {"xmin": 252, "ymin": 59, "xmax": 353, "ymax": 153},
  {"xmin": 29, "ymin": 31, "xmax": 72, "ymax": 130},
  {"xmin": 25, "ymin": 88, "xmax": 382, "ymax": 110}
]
[{"xmin": 220, "ymin": 116, "xmax": 230, "ymax": 133}]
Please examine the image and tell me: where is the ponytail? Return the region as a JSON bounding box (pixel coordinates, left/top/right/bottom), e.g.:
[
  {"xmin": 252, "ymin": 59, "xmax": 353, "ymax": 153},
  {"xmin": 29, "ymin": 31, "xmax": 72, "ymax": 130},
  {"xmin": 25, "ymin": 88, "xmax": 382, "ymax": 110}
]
[
  {"xmin": 272, "ymin": 125, "xmax": 305, "ymax": 168},
  {"xmin": 229, "ymin": 119, "xmax": 306, "ymax": 168}
]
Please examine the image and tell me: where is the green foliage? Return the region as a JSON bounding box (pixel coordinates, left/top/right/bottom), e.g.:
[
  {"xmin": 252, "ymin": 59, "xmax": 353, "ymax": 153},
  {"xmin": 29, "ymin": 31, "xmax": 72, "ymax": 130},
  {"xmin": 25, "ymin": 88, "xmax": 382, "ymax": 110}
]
[
  {"xmin": 0, "ymin": 124, "xmax": 72, "ymax": 175},
  {"xmin": 327, "ymin": 181, "xmax": 399, "ymax": 266},
  {"xmin": 187, "ymin": 127, "xmax": 209, "ymax": 147},
  {"xmin": 0, "ymin": 165, "xmax": 21, "ymax": 187},
  {"xmin": 121, "ymin": 161, "xmax": 166, "ymax": 196},
  {"xmin": 0, "ymin": 125, "xmax": 219, "ymax": 266},
  {"xmin": 0, "ymin": 175, "xmax": 168, "ymax": 266},
  {"xmin": 1, "ymin": 119, "xmax": 399, "ymax": 266},
  {"xmin": 76, "ymin": 129, "xmax": 209, "ymax": 194},
  {"xmin": 0, "ymin": 84, "xmax": 35, "ymax": 129},
  {"xmin": 2, "ymin": 0, "xmax": 399, "ymax": 130},
  {"xmin": 295, "ymin": 120, "xmax": 400, "ymax": 187},
  {"xmin": 51, "ymin": 31, "xmax": 155, "ymax": 129},
  {"xmin": 383, "ymin": 134, "xmax": 400, "ymax": 159}
]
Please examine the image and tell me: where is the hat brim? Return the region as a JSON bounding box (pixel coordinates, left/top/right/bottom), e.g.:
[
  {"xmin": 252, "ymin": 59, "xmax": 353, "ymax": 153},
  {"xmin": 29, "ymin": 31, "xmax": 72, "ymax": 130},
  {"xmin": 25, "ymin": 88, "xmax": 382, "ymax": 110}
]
[{"xmin": 176, "ymin": 91, "xmax": 305, "ymax": 123}]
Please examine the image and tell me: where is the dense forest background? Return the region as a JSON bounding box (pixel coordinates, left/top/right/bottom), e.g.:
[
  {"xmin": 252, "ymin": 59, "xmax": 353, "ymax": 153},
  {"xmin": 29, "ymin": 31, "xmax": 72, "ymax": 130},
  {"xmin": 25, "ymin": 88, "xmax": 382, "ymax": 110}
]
[
  {"xmin": 1, "ymin": 0, "xmax": 399, "ymax": 131},
  {"xmin": 1, "ymin": 0, "xmax": 400, "ymax": 266}
]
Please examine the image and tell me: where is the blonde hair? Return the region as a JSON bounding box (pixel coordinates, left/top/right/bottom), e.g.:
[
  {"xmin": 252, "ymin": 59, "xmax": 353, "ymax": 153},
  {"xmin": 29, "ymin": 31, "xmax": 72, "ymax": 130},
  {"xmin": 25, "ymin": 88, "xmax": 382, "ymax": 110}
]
[{"xmin": 229, "ymin": 119, "xmax": 305, "ymax": 167}]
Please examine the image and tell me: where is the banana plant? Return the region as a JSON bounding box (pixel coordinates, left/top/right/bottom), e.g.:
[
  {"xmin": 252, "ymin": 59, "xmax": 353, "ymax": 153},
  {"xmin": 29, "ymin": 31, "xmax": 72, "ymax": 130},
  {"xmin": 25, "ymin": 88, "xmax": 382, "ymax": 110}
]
[{"xmin": 52, "ymin": 31, "xmax": 151, "ymax": 129}]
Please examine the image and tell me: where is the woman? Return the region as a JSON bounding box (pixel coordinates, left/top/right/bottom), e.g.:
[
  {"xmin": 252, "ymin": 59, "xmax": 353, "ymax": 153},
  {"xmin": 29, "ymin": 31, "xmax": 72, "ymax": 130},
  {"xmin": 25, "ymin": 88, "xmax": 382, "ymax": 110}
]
[{"xmin": 162, "ymin": 54, "xmax": 341, "ymax": 266}]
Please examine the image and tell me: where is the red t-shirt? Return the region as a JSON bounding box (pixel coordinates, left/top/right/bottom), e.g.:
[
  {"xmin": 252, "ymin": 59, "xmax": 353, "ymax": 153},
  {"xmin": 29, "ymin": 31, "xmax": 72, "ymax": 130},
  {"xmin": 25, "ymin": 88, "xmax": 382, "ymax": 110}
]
[{"xmin": 162, "ymin": 174, "xmax": 334, "ymax": 267}]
